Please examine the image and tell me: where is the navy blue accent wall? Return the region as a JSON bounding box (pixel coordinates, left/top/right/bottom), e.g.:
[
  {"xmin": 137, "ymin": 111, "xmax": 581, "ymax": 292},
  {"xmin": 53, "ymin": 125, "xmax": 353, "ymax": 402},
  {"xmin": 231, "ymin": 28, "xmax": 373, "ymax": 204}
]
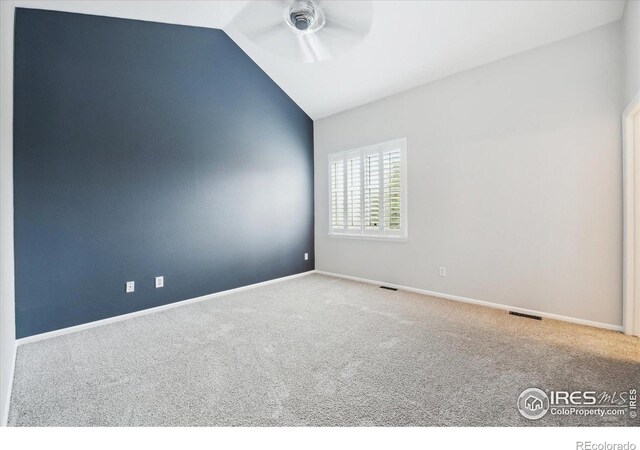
[{"xmin": 14, "ymin": 9, "xmax": 314, "ymax": 338}]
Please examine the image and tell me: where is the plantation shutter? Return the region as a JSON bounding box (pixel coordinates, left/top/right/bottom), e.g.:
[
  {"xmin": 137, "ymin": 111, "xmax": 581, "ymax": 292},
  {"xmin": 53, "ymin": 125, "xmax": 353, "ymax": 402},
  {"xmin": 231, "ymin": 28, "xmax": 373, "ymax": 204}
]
[
  {"xmin": 364, "ymin": 153, "xmax": 380, "ymax": 230},
  {"xmin": 330, "ymin": 159, "xmax": 345, "ymax": 231},
  {"xmin": 383, "ymin": 150, "xmax": 402, "ymax": 231},
  {"xmin": 329, "ymin": 138, "xmax": 406, "ymax": 239},
  {"xmin": 346, "ymin": 157, "xmax": 362, "ymax": 230}
]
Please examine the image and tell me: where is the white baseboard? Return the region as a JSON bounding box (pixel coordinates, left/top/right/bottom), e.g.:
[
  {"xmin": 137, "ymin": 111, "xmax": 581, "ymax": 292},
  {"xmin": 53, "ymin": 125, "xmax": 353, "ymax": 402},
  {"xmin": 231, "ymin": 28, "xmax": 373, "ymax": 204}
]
[
  {"xmin": 16, "ymin": 267, "xmax": 624, "ymax": 345},
  {"xmin": 17, "ymin": 270, "xmax": 316, "ymax": 346},
  {"xmin": 1, "ymin": 340, "xmax": 16, "ymax": 427},
  {"xmin": 315, "ymin": 270, "xmax": 623, "ymax": 332}
]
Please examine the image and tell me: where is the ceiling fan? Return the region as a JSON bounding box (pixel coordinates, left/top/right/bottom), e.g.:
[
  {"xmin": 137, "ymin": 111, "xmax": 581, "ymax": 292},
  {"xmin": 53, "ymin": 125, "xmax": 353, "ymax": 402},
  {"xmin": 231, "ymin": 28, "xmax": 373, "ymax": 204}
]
[{"xmin": 228, "ymin": 0, "xmax": 373, "ymax": 63}]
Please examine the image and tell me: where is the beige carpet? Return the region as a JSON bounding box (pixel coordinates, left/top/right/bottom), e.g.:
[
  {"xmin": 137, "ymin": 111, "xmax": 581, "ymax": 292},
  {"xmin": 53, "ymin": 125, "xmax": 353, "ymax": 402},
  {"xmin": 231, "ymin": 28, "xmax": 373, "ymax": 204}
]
[{"xmin": 8, "ymin": 273, "xmax": 640, "ymax": 426}]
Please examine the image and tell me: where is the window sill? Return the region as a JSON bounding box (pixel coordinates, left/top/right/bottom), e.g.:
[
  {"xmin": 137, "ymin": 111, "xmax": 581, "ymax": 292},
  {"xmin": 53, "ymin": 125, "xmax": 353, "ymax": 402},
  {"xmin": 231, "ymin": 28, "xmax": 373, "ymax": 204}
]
[{"xmin": 328, "ymin": 233, "xmax": 408, "ymax": 242}]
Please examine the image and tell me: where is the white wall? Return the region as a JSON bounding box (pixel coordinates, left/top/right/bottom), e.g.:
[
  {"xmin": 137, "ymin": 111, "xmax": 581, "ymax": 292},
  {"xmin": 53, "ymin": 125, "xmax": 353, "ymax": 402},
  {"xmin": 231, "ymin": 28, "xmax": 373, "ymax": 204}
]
[
  {"xmin": 315, "ymin": 22, "xmax": 624, "ymax": 328},
  {"xmin": 0, "ymin": 1, "xmax": 16, "ymax": 427},
  {"xmin": 624, "ymin": 0, "xmax": 640, "ymax": 105}
]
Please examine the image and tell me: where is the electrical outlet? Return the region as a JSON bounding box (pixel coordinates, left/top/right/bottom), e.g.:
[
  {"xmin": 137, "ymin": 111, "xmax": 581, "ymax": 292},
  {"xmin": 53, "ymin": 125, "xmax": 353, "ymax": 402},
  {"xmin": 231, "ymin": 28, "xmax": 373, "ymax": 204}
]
[
  {"xmin": 126, "ymin": 281, "xmax": 135, "ymax": 293},
  {"xmin": 155, "ymin": 276, "xmax": 164, "ymax": 288},
  {"xmin": 304, "ymin": 253, "xmax": 309, "ymax": 261},
  {"xmin": 439, "ymin": 267, "xmax": 447, "ymax": 277}
]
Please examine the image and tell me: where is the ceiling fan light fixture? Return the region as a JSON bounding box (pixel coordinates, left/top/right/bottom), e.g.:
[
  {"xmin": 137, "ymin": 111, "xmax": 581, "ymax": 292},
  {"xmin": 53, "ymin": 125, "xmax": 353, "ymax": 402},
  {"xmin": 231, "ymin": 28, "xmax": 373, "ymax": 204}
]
[{"xmin": 285, "ymin": 0, "xmax": 325, "ymax": 35}]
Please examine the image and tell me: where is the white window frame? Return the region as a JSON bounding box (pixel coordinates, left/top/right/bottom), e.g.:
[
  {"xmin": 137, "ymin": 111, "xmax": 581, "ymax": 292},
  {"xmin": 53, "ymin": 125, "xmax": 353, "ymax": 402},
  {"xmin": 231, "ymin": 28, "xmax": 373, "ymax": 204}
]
[{"xmin": 328, "ymin": 138, "xmax": 408, "ymax": 241}]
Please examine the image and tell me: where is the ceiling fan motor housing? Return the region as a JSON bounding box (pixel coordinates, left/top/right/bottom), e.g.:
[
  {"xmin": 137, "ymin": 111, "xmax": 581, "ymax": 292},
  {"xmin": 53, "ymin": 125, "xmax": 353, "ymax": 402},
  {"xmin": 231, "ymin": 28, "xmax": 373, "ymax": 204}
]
[{"xmin": 287, "ymin": 0, "xmax": 325, "ymax": 34}]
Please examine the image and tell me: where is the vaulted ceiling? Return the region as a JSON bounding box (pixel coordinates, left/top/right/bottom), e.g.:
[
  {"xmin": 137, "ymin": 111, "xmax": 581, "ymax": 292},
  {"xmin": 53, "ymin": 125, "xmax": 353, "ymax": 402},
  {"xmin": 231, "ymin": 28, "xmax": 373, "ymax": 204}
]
[{"xmin": 12, "ymin": 0, "xmax": 627, "ymax": 119}]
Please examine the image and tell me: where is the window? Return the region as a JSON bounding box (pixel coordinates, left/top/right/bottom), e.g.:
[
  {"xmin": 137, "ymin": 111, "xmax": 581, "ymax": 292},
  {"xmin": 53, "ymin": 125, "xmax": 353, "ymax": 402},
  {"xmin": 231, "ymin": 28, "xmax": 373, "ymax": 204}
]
[{"xmin": 329, "ymin": 138, "xmax": 407, "ymax": 239}]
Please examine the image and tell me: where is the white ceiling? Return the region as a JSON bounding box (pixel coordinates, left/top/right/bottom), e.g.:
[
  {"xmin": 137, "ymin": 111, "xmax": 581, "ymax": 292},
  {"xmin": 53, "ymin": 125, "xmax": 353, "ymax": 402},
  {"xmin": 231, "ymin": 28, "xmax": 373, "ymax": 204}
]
[{"xmin": 11, "ymin": 0, "xmax": 627, "ymax": 119}]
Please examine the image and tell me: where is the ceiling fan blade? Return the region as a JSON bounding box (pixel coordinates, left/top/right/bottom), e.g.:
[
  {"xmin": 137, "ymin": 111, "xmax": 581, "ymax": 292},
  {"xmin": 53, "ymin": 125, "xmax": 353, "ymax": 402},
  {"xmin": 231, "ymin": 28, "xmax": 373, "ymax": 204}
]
[
  {"xmin": 296, "ymin": 32, "xmax": 333, "ymax": 63},
  {"xmin": 306, "ymin": 1, "xmax": 372, "ymax": 62},
  {"xmin": 241, "ymin": 22, "xmax": 286, "ymax": 42},
  {"xmin": 318, "ymin": 0, "xmax": 373, "ymax": 35},
  {"xmin": 321, "ymin": 18, "xmax": 368, "ymax": 46},
  {"xmin": 227, "ymin": 0, "xmax": 288, "ymax": 37}
]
